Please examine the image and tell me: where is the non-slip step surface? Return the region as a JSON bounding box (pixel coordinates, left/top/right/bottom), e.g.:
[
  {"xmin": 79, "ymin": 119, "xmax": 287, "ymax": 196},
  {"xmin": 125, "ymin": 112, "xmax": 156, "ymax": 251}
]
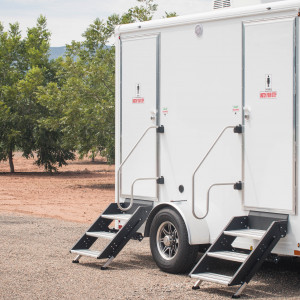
[
  {"xmin": 86, "ymin": 231, "xmax": 117, "ymax": 239},
  {"xmin": 71, "ymin": 249, "xmax": 101, "ymax": 258},
  {"xmin": 207, "ymin": 251, "xmax": 249, "ymax": 263},
  {"xmin": 224, "ymin": 229, "xmax": 266, "ymax": 240},
  {"xmin": 191, "ymin": 272, "xmax": 232, "ymax": 285},
  {"xmin": 101, "ymin": 214, "xmax": 132, "ymax": 221}
]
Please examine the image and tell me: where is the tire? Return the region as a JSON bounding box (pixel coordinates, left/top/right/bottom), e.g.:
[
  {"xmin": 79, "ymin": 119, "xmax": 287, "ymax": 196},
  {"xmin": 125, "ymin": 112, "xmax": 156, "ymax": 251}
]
[{"xmin": 149, "ymin": 207, "xmax": 198, "ymax": 274}]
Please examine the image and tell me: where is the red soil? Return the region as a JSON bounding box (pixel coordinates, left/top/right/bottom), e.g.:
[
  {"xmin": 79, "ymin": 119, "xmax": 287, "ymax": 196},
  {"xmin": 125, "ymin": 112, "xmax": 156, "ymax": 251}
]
[{"xmin": 0, "ymin": 152, "xmax": 115, "ymax": 223}]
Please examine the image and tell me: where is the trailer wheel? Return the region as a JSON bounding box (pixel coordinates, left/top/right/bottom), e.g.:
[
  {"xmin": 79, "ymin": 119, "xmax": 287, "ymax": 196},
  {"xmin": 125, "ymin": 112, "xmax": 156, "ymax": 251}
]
[{"xmin": 149, "ymin": 208, "xmax": 198, "ymax": 274}]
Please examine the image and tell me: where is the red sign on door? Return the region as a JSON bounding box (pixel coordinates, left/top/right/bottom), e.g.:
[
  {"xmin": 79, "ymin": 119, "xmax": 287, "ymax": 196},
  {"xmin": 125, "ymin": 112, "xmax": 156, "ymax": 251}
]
[
  {"xmin": 260, "ymin": 91, "xmax": 277, "ymax": 99},
  {"xmin": 132, "ymin": 98, "xmax": 144, "ymax": 104}
]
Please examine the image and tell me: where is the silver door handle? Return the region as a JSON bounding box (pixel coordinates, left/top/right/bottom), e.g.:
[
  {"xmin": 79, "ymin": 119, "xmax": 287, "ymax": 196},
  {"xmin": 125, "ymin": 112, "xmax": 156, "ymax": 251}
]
[{"xmin": 244, "ymin": 106, "xmax": 251, "ymax": 120}]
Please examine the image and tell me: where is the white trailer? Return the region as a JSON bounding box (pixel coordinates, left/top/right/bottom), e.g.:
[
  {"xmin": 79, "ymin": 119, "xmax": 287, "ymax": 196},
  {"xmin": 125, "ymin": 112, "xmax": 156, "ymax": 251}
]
[{"xmin": 71, "ymin": 0, "xmax": 300, "ymax": 297}]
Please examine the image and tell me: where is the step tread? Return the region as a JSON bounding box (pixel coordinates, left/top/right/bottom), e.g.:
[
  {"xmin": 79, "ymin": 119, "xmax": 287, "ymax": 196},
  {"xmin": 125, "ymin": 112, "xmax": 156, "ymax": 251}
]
[
  {"xmin": 101, "ymin": 214, "xmax": 133, "ymax": 221},
  {"xmin": 191, "ymin": 272, "xmax": 232, "ymax": 285},
  {"xmin": 224, "ymin": 228, "xmax": 266, "ymax": 239},
  {"xmin": 207, "ymin": 251, "xmax": 249, "ymax": 263},
  {"xmin": 86, "ymin": 231, "xmax": 117, "ymax": 239},
  {"xmin": 71, "ymin": 249, "xmax": 101, "ymax": 258}
]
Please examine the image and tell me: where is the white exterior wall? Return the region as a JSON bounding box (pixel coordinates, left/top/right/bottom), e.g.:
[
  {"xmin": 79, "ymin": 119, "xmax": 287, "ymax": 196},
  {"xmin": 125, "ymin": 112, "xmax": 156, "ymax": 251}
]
[
  {"xmin": 115, "ymin": 0, "xmax": 300, "ymax": 256},
  {"xmin": 158, "ymin": 18, "xmax": 244, "ymax": 243}
]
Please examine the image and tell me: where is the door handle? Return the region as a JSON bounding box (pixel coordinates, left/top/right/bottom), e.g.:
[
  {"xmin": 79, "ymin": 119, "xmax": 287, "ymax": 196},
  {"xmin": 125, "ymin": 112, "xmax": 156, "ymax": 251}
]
[
  {"xmin": 150, "ymin": 109, "xmax": 156, "ymax": 121},
  {"xmin": 244, "ymin": 106, "xmax": 251, "ymax": 120}
]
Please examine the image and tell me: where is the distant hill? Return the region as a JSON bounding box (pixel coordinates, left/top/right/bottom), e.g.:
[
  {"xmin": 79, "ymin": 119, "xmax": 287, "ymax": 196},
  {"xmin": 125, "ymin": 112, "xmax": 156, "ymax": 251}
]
[
  {"xmin": 49, "ymin": 46, "xmax": 66, "ymax": 60},
  {"xmin": 49, "ymin": 45, "xmax": 111, "ymax": 60}
]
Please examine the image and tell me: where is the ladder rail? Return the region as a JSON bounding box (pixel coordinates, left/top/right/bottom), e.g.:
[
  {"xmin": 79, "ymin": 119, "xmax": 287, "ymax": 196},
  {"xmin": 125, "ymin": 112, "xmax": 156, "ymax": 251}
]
[
  {"xmin": 117, "ymin": 125, "xmax": 158, "ymax": 212},
  {"xmin": 192, "ymin": 125, "xmax": 237, "ymax": 219}
]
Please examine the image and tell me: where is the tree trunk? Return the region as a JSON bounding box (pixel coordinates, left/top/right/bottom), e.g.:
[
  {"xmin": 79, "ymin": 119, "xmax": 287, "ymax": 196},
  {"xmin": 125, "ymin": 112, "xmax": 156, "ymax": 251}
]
[{"xmin": 8, "ymin": 149, "xmax": 14, "ymax": 173}]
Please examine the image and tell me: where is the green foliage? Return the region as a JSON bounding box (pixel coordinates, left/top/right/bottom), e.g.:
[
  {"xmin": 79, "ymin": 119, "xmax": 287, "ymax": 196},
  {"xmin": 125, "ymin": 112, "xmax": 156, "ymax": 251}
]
[
  {"xmin": 0, "ymin": 0, "xmax": 177, "ymax": 171},
  {"xmin": 0, "ymin": 16, "xmax": 74, "ymax": 172},
  {"xmin": 164, "ymin": 12, "xmax": 178, "ymax": 18},
  {"xmin": 50, "ymin": 0, "xmax": 160, "ymax": 164},
  {"xmin": 0, "ymin": 21, "xmax": 24, "ymax": 168}
]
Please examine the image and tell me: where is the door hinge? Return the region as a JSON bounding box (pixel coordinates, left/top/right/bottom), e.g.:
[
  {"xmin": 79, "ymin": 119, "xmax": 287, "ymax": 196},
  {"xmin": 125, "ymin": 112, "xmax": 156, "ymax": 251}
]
[
  {"xmin": 234, "ymin": 181, "xmax": 243, "ymax": 190},
  {"xmin": 234, "ymin": 124, "xmax": 243, "ymax": 134},
  {"xmin": 157, "ymin": 176, "xmax": 164, "ymax": 184},
  {"xmin": 157, "ymin": 125, "xmax": 164, "ymax": 133}
]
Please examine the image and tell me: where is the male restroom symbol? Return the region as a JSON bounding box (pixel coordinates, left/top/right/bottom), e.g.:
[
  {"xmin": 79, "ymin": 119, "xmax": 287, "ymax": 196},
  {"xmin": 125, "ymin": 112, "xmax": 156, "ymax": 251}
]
[{"xmin": 265, "ymin": 74, "xmax": 272, "ymax": 90}]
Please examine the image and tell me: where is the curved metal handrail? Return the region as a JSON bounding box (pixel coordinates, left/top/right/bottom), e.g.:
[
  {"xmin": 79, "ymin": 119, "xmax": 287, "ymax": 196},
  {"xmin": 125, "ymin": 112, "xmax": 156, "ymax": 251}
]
[
  {"xmin": 196, "ymin": 182, "xmax": 236, "ymax": 219},
  {"xmin": 192, "ymin": 125, "xmax": 236, "ymax": 219},
  {"xmin": 130, "ymin": 177, "xmax": 158, "ymax": 210},
  {"xmin": 117, "ymin": 126, "xmax": 158, "ymax": 212}
]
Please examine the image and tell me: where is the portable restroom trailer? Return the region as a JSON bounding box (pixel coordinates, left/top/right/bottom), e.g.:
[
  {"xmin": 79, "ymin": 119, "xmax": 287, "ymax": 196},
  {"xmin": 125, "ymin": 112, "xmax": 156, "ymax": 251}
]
[{"xmin": 71, "ymin": 0, "xmax": 300, "ymax": 297}]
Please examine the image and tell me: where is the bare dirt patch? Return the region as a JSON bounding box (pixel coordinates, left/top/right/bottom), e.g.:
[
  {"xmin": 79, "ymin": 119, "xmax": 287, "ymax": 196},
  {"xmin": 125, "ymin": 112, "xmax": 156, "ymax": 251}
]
[{"xmin": 0, "ymin": 152, "xmax": 114, "ymax": 223}]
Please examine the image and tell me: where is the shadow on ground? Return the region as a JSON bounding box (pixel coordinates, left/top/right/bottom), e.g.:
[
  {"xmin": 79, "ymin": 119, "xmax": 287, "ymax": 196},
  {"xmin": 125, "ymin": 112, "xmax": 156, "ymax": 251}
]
[
  {"xmin": 69, "ymin": 160, "xmax": 108, "ymax": 165},
  {"xmin": 74, "ymin": 183, "xmax": 115, "ymax": 190},
  {"xmin": 0, "ymin": 170, "xmax": 113, "ymax": 178},
  {"xmin": 74, "ymin": 253, "xmax": 157, "ymax": 271}
]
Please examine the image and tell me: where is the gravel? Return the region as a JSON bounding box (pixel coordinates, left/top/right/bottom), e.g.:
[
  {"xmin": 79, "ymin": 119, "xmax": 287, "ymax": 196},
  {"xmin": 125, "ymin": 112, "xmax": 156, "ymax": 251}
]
[{"xmin": 1, "ymin": 214, "xmax": 300, "ymax": 300}]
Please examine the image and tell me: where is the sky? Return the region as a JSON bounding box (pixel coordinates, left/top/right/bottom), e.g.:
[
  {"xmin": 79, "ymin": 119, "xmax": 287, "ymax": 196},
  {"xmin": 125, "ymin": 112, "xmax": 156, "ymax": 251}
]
[{"xmin": 0, "ymin": 0, "xmax": 212, "ymax": 47}]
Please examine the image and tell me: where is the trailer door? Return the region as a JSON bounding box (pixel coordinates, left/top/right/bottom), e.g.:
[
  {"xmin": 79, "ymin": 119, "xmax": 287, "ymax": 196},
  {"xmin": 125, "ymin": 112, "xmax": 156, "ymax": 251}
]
[
  {"xmin": 120, "ymin": 34, "xmax": 159, "ymax": 200},
  {"xmin": 243, "ymin": 17, "xmax": 296, "ymax": 214}
]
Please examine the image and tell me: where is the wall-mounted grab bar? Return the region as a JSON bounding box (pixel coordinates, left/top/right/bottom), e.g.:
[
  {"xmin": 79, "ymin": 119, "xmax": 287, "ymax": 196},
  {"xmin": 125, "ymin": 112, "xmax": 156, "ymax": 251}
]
[
  {"xmin": 117, "ymin": 126, "xmax": 158, "ymax": 212},
  {"xmin": 192, "ymin": 125, "xmax": 239, "ymax": 219}
]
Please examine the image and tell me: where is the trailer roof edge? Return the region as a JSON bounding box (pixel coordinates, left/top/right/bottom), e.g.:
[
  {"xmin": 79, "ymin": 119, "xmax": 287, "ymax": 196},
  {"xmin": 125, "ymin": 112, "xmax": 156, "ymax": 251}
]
[{"xmin": 115, "ymin": 0, "xmax": 300, "ymax": 35}]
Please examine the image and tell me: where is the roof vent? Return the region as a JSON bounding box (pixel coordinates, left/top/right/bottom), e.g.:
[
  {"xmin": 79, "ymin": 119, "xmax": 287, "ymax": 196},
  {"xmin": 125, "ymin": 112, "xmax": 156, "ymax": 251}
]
[{"xmin": 213, "ymin": 0, "xmax": 231, "ymax": 9}]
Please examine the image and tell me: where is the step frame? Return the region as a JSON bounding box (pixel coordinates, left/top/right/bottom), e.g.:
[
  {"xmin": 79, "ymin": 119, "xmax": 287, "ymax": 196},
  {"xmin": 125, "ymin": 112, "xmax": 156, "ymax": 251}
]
[
  {"xmin": 190, "ymin": 213, "xmax": 288, "ymax": 288},
  {"xmin": 230, "ymin": 219, "xmax": 287, "ymax": 285},
  {"xmin": 99, "ymin": 205, "xmax": 152, "ymax": 259},
  {"xmin": 70, "ymin": 202, "xmax": 153, "ymax": 264},
  {"xmin": 189, "ymin": 216, "xmax": 248, "ymax": 280}
]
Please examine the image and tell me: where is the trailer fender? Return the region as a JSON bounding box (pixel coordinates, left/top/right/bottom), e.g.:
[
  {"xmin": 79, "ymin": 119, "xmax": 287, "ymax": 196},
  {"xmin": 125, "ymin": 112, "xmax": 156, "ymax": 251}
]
[{"xmin": 144, "ymin": 203, "xmax": 209, "ymax": 245}]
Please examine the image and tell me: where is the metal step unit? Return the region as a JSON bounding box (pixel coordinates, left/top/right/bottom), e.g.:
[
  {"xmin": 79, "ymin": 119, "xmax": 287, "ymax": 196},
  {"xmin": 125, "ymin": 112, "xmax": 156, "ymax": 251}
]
[
  {"xmin": 190, "ymin": 211, "xmax": 288, "ymax": 298},
  {"xmin": 70, "ymin": 201, "xmax": 153, "ymax": 269}
]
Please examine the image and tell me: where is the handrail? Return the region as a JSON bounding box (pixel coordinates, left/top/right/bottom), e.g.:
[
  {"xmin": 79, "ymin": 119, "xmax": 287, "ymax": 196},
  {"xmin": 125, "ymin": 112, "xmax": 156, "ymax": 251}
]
[
  {"xmin": 129, "ymin": 177, "xmax": 159, "ymax": 210},
  {"xmin": 192, "ymin": 125, "xmax": 236, "ymax": 219},
  {"xmin": 197, "ymin": 182, "xmax": 236, "ymax": 219},
  {"xmin": 117, "ymin": 126, "xmax": 158, "ymax": 212}
]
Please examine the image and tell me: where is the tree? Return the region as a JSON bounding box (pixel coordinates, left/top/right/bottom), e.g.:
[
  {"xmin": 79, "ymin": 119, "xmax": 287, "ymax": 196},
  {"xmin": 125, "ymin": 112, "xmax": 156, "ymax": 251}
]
[
  {"xmin": 0, "ymin": 1, "xmax": 176, "ymax": 171},
  {"xmin": 0, "ymin": 21, "xmax": 25, "ymax": 172},
  {"xmin": 46, "ymin": 0, "xmax": 162, "ymax": 164},
  {"xmin": 0, "ymin": 16, "xmax": 74, "ymax": 172}
]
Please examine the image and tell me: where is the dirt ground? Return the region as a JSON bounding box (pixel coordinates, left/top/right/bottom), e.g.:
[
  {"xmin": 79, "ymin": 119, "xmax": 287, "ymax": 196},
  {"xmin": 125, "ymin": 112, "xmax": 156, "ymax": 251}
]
[
  {"xmin": 1, "ymin": 214, "xmax": 300, "ymax": 300},
  {"xmin": 1, "ymin": 153, "xmax": 300, "ymax": 299},
  {"xmin": 0, "ymin": 152, "xmax": 114, "ymax": 223}
]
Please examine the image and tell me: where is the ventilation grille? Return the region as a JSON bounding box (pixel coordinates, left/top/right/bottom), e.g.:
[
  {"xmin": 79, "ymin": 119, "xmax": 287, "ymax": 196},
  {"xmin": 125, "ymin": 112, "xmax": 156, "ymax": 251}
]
[{"xmin": 213, "ymin": 0, "xmax": 231, "ymax": 9}]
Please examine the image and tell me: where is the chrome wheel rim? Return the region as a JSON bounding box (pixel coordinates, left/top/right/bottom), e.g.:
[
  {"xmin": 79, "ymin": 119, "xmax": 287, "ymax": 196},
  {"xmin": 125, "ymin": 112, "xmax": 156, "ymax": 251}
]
[{"xmin": 156, "ymin": 221, "xmax": 179, "ymax": 260}]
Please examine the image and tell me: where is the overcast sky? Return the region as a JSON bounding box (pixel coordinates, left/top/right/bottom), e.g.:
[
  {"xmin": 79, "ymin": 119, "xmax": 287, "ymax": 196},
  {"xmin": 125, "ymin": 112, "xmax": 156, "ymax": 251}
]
[{"xmin": 0, "ymin": 0, "xmax": 212, "ymax": 46}]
